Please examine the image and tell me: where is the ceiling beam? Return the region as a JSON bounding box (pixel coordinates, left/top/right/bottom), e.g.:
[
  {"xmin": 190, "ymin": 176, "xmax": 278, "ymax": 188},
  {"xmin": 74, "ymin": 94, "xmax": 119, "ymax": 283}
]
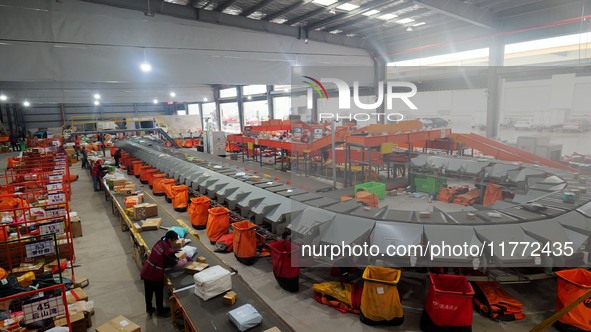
[
  {"xmin": 336, "ymin": 8, "xmax": 430, "ymax": 35},
  {"xmin": 305, "ymin": 0, "xmax": 403, "ymax": 31},
  {"xmin": 215, "ymin": 0, "xmax": 240, "ymax": 12},
  {"xmin": 413, "ymin": 0, "xmax": 498, "ymax": 29},
  {"xmin": 286, "ymin": 0, "xmax": 346, "ymax": 25},
  {"xmin": 241, "ymin": 0, "xmax": 273, "ymax": 17},
  {"xmin": 265, "ymin": 0, "xmax": 309, "ymax": 22}
]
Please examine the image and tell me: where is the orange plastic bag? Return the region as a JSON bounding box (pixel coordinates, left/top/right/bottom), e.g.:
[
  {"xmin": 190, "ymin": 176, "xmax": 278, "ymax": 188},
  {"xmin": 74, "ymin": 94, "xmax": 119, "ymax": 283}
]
[
  {"xmin": 555, "ymin": 269, "xmax": 591, "ymax": 331},
  {"xmin": 163, "ymin": 179, "xmax": 177, "ymax": 203},
  {"xmin": 183, "ymin": 140, "xmax": 194, "ymax": 148},
  {"xmin": 138, "ymin": 165, "xmax": 151, "ymax": 180},
  {"xmin": 132, "ymin": 161, "xmax": 143, "ymax": 176},
  {"xmin": 190, "ymin": 196, "xmax": 210, "ymax": 230},
  {"xmin": 206, "ymin": 207, "xmax": 229, "ymax": 244},
  {"xmin": 140, "ymin": 168, "xmax": 157, "ymax": 184},
  {"xmin": 233, "ymin": 220, "xmax": 257, "ymax": 265},
  {"xmin": 356, "ymin": 191, "xmax": 378, "ymax": 208},
  {"xmin": 150, "ymin": 173, "xmax": 166, "ymax": 189},
  {"xmin": 172, "ymin": 185, "xmax": 189, "ymax": 212},
  {"xmin": 154, "ymin": 177, "xmax": 174, "ymax": 196}
]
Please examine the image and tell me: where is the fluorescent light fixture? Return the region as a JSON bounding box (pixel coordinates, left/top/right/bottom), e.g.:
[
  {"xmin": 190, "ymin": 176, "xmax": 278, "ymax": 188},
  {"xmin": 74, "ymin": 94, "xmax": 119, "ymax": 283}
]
[
  {"xmin": 312, "ymin": 0, "xmax": 337, "ymax": 6},
  {"xmin": 94, "ymin": 100, "xmax": 100, "ymax": 106},
  {"xmin": 396, "ymin": 18, "xmax": 415, "ymax": 24},
  {"xmin": 377, "ymin": 13, "xmax": 397, "ymax": 20},
  {"xmin": 363, "ymin": 9, "xmax": 380, "ymax": 16},
  {"xmin": 170, "ymin": 92, "xmax": 176, "ymax": 97},
  {"xmin": 270, "ymin": 18, "xmax": 287, "ymax": 24},
  {"xmin": 94, "ymin": 93, "xmax": 101, "ymax": 99},
  {"xmin": 153, "ymin": 99, "xmax": 158, "ymax": 104},
  {"xmin": 337, "ymin": 3, "xmax": 359, "ymax": 11},
  {"xmin": 23, "ymin": 101, "xmax": 30, "ymax": 107},
  {"xmin": 412, "ymin": 22, "xmax": 426, "ymax": 27},
  {"xmin": 0, "ymin": 95, "xmax": 6, "ymax": 101},
  {"xmin": 203, "ymin": 97, "xmax": 208, "ymax": 102},
  {"xmin": 140, "ymin": 62, "xmax": 152, "ymax": 72},
  {"xmin": 406, "ymin": 26, "xmax": 413, "ymax": 31}
]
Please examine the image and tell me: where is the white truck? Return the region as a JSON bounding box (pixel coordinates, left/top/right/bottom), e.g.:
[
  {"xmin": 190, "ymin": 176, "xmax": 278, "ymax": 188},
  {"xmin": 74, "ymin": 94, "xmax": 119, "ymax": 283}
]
[{"xmin": 532, "ymin": 109, "xmax": 566, "ymax": 131}]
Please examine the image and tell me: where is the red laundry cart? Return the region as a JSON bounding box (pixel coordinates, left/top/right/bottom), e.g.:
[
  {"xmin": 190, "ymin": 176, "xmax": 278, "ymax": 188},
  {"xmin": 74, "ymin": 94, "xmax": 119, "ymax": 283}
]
[
  {"xmin": 554, "ymin": 269, "xmax": 591, "ymax": 332},
  {"xmin": 267, "ymin": 240, "xmax": 300, "ymax": 293},
  {"xmin": 421, "ymin": 273, "xmax": 474, "ymax": 332}
]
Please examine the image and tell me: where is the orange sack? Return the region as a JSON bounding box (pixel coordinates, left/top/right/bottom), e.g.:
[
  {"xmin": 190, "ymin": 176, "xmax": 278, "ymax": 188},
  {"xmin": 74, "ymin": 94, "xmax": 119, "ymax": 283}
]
[
  {"xmin": 163, "ymin": 179, "xmax": 177, "ymax": 203},
  {"xmin": 554, "ymin": 269, "xmax": 591, "ymax": 331},
  {"xmin": 206, "ymin": 207, "xmax": 229, "ymax": 244},
  {"xmin": 171, "ymin": 185, "xmax": 189, "ymax": 212},
  {"xmin": 189, "ymin": 196, "xmax": 210, "ymax": 230},
  {"xmin": 232, "ymin": 220, "xmax": 257, "ymax": 265}
]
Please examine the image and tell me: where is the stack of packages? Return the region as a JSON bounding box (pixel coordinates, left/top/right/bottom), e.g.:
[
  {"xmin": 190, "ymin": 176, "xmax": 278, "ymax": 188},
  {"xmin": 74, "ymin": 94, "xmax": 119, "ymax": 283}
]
[
  {"xmin": 453, "ymin": 188, "xmax": 481, "ymax": 206},
  {"xmin": 471, "ymin": 281, "xmax": 526, "ymax": 322}
]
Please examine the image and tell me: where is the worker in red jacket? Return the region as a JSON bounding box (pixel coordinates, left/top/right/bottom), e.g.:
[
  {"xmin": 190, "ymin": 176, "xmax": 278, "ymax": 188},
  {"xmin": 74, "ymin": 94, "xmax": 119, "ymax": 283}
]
[{"xmin": 140, "ymin": 231, "xmax": 188, "ymax": 318}]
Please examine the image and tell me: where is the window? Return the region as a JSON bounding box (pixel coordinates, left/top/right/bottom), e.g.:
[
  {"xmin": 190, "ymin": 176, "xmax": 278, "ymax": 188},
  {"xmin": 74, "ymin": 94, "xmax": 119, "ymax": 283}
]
[
  {"xmin": 202, "ymin": 103, "xmax": 217, "ymax": 130},
  {"xmin": 220, "ymin": 103, "xmax": 240, "ymax": 134},
  {"xmin": 177, "ymin": 110, "xmax": 187, "ymax": 116},
  {"xmin": 273, "ymin": 97, "xmax": 291, "ymax": 120},
  {"xmin": 243, "ymin": 100, "xmax": 269, "ymax": 126},
  {"xmin": 273, "ymin": 85, "xmax": 291, "ymax": 93},
  {"xmin": 219, "ymin": 87, "xmax": 237, "ymax": 99},
  {"xmin": 243, "ymin": 85, "xmax": 267, "ymax": 96},
  {"xmin": 188, "ymin": 104, "xmax": 200, "ymax": 115}
]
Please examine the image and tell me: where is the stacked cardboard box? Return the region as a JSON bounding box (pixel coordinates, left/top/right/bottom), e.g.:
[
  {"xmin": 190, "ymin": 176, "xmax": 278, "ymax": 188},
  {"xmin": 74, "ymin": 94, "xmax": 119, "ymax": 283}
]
[
  {"xmin": 96, "ymin": 315, "xmax": 141, "ymax": 332},
  {"xmin": 134, "ymin": 204, "xmax": 158, "ymax": 221}
]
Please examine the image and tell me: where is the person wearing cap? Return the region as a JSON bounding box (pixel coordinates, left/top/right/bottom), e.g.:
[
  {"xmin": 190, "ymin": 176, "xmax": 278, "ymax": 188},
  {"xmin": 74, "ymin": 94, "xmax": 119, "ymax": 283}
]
[{"xmin": 140, "ymin": 230, "xmax": 188, "ymax": 318}]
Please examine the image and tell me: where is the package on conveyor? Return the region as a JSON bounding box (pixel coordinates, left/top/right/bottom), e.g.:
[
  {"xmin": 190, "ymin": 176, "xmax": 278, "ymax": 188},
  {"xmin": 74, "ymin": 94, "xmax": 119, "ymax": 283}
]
[
  {"xmin": 227, "ymin": 304, "xmax": 263, "ymax": 331},
  {"xmin": 141, "ymin": 217, "xmax": 162, "ymax": 231},
  {"xmin": 194, "ymin": 265, "xmax": 232, "ymax": 301},
  {"xmin": 185, "ymin": 262, "xmax": 209, "ymax": 274},
  {"xmin": 116, "ymin": 183, "xmax": 137, "ymax": 195},
  {"xmin": 124, "ymin": 195, "xmax": 143, "ymax": 209},
  {"xmin": 54, "ymin": 311, "xmax": 87, "ymax": 332},
  {"xmin": 134, "ymin": 203, "xmax": 158, "ymax": 221}
]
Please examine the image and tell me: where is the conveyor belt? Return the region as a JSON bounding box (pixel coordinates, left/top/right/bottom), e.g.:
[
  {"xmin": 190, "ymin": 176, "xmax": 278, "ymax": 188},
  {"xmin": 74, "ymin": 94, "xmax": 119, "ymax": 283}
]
[
  {"xmin": 104, "ymin": 177, "xmax": 293, "ymax": 332},
  {"xmin": 117, "ymin": 139, "xmax": 591, "ymax": 269}
]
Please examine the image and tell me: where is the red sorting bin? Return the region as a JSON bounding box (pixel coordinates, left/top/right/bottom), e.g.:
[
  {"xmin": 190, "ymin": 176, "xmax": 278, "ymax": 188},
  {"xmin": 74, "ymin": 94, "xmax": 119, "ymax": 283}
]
[
  {"xmin": 150, "ymin": 173, "xmax": 166, "ymax": 189},
  {"xmin": 421, "ymin": 273, "xmax": 474, "ymax": 332},
  {"xmin": 268, "ymin": 240, "xmax": 300, "ymax": 293},
  {"xmin": 137, "ymin": 165, "xmax": 151, "ymax": 179},
  {"xmin": 141, "ymin": 168, "xmax": 157, "ymax": 184},
  {"xmin": 171, "ymin": 185, "xmax": 189, "ymax": 212},
  {"xmin": 131, "ymin": 161, "xmax": 143, "ymax": 176}
]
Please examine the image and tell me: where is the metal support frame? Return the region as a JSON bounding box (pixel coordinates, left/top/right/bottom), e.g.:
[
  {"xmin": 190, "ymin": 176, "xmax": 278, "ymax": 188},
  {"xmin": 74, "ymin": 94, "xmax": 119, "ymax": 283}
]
[
  {"xmin": 237, "ymin": 85, "xmax": 245, "ymax": 133},
  {"xmin": 413, "ymin": 0, "xmax": 498, "ymax": 29},
  {"xmin": 266, "ymin": 85, "xmax": 275, "ymax": 120},
  {"xmin": 373, "ymin": 56, "xmax": 386, "ymax": 124},
  {"xmin": 486, "ymin": 35, "xmax": 505, "ymax": 138}
]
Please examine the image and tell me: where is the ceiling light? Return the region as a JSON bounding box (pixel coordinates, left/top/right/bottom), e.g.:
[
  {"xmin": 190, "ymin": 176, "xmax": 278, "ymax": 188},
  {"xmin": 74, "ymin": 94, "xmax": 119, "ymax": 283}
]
[
  {"xmin": 94, "ymin": 93, "xmax": 101, "ymax": 100},
  {"xmin": 312, "ymin": 0, "xmax": 338, "ymax": 6},
  {"xmin": 94, "ymin": 100, "xmax": 100, "ymax": 106},
  {"xmin": 406, "ymin": 26, "xmax": 413, "ymax": 31},
  {"xmin": 170, "ymin": 92, "xmax": 176, "ymax": 97},
  {"xmin": 270, "ymin": 18, "xmax": 287, "ymax": 24},
  {"xmin": 396, "ymin": 18, "xmax": 415, "ymax": 24},
  {"xmin": 0, "ymin": 95, "xmax": 6, "ymax": 101},
  {"xmin": 337, "ymin": 3, "xmax": 359, "ymax": 11},
  {"xmin": 23, "ymin": 101, "xmax": 30, "ymax": 107},
  {"xmin": 140, "ymin": 62, "xmax": 152, "ymax": 72},
  {"xmin": 247, "ymin": 96, "xmax": 252, "ymax": 100},
  {"xmin": 363, "ymin": 10, "xmax": 380, "ymax": 16},
  {"xmin": 153, "ymin": 99, "xmax": 158, "ymax": 104},
  {"xmin": 412, "ymin": 22, "xmax": 426, "ymax": 27},
  {"xmin": 203, "ymin": 97, "xmax": 208, "ymax": 102},
  {"xmin": 329, "ymin": 9, "xmax": 336, "ymax": 14},
  {"xmin": 378, "ymin": 13, "xmax": 397, "ymax": 21}
]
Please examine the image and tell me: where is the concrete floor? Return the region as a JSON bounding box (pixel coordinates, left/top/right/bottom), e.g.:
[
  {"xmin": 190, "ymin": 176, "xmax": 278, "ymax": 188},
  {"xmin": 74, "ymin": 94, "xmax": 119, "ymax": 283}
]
[{"xmin": 1, "ymin": 149, "xmax": 561, "ymax": 331}]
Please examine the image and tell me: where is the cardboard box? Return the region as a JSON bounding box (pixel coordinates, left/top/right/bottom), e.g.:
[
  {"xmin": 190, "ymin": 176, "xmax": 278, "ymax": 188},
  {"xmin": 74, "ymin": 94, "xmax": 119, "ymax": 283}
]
[
  {"xmin": 46, "ymin": 258, "xmax": 68, "ymax": 268},
  {"xmin": 132, "ymin": 223, "xmax": 142, "ymax": 233},
  {"xmin": 11, "ymin": 262, "xmax": 44, "ymax": 276},
  {"xmin": 175, "ymin": 251, "xmax": 187, "ymax": 260},
  {"xmin": 71, "ymin": 218, "xmax": 83, "ymax": 238},
  {"xmin": 263, "ymin": 328, "xmax": 282, "ymax": 332},
  {"xmin": 134, "ymin": 203, "xmax": 158, "ymax": 221},
  {"xmin": 73, "ymin": 278, "xmax": 89, "ymax": 289},
  {"xmin": 172, "ymin": 239, "xmax": 186, "ymax": 249},
  {"xmin": 96, "ymin": 315, "xmax": 141, "ymax": 332},
  {"xmin": 184, "ymin": 262, "xmax": 209, "ymax": 274},
  {"xmin": 419, "ymin": 211, "xmax": 431, "ymax": 218},
  {"xmin": 223, "ymin": 291, "xmax": 237, "ymax": 305},
  {"xmin": 197, "ymin": 256, "xmax": 207, "ymax": 263},
  {"xmin": 54, "ymin": 311, "xmax": 87, "ymax": 332},
  {"xmin": 141, "ymin": 217, "xmax": 162, "ymax": 231},
  {"xmin": 66, "ymin": 288, "xmax": 88, "ymax": 304}
]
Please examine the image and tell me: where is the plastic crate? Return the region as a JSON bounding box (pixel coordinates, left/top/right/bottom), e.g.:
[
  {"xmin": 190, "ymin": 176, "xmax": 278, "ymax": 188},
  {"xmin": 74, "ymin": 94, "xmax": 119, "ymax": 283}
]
[
  {"xmin": 355, "ymin": 181, "xmax": 386, "ymax": 200},
  {"xmin": 414, "ymin": 175, "xmax": 447, "ymax": 194}
]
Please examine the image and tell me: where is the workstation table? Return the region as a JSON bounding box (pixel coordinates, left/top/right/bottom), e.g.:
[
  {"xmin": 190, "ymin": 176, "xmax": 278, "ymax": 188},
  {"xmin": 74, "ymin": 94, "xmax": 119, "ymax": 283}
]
[{"xmin": 102, "ymin": 177, "xmax": 294, "ymax": 332}]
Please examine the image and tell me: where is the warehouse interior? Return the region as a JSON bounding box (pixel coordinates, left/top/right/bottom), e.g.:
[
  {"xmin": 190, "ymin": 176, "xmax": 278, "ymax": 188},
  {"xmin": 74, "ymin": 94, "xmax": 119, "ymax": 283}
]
[{"xmin": 3, "ymin": 0, "xmax": 591, "ymax": 331}]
